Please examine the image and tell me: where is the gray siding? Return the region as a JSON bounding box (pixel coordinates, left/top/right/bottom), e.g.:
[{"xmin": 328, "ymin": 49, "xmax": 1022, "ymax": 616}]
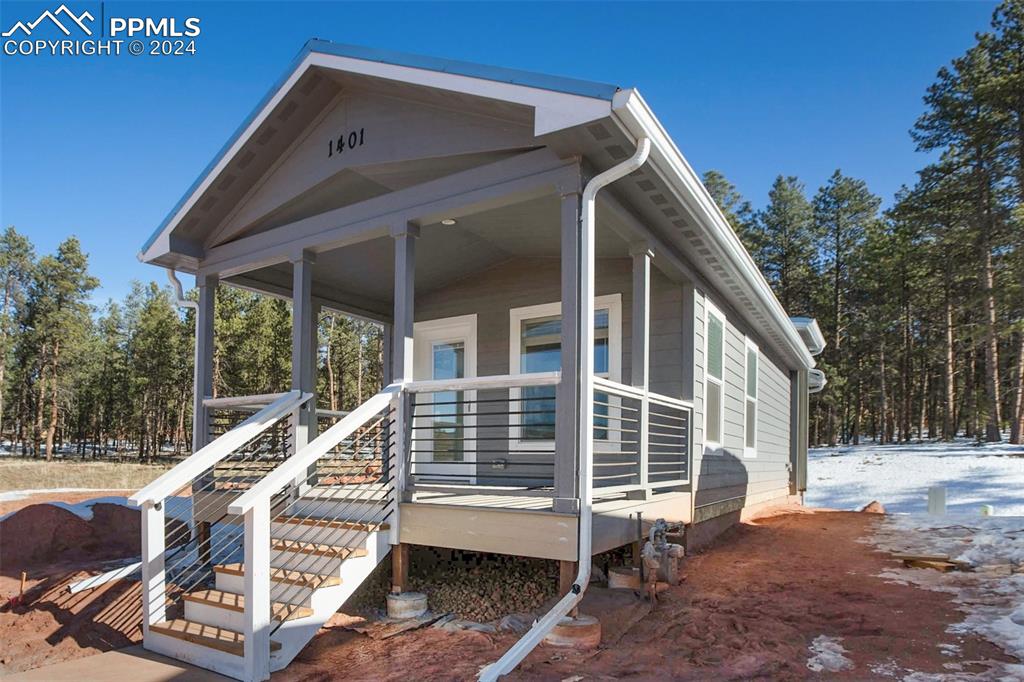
[
  {"xmin": 411, "ymin": 255, "xmax": 793, "ymax": 512},
  {"xmin": 692, "ymin": 289, "xmax": 793, "ymax": 512}
]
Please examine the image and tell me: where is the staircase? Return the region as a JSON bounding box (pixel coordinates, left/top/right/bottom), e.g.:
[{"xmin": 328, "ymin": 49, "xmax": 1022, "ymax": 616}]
[
  {"xmin": 145, "ymin": 510, "xmax": 391, "ymax": 677},
  {"xmin": 130, "ymin": 387, "xmax": 402, "ymax": 681}
]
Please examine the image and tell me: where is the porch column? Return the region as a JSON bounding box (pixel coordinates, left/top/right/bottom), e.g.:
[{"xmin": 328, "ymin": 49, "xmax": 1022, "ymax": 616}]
[
  {"xmin": 392, "ymin": 223, "xmax": 418, "ymax": 506},
  {"xmin": 193, "ymin": 273, "xmax": 216, "ymax": 453},
  {"xmin": 555, "ymin": 190, "xmax": 582, "ymax": 512},
  {"xmin": 391, "ymin": 224, "xmax": 418, "ymax": 383},
  {"xmin": 292, "ymin": 251, "xmax": 316, "ymax": 455},
  {"xmin": 630, "ymin": 243, "xmax": 653, "ymax": 496}
]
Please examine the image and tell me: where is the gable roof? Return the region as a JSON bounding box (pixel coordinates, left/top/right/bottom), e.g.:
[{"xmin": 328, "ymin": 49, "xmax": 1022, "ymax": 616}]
[
  {"xmin": 140, "ymin": 40, "xmax": 817, "ymax": 371},
  {"xmin": 139, "ymin": 39, "xmax": 619, "ymax": 259}
]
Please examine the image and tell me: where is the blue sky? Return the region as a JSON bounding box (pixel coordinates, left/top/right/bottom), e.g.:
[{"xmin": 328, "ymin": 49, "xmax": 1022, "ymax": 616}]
[{"xmin": 0, "ymin": 1, "xmax": 997, "ymax": 304}]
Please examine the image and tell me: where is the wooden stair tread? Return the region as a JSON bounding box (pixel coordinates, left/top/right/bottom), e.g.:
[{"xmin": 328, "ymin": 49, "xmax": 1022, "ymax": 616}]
[
  {"xmin": 183, "ymin": 589, "xmax": 313, "ymax": 621},
  {"xmin": 214, "ymin": 563, "xmax": 341, "ymax": 588},
  {"xmin": 151, "ymin": 619, "xmax": 281, "ymax": 656},
  {"xmin": 271, "ymin": 538, "xmax": 368, "ymax": 558},
  {"xmin": 274, "ymin": 515, "xmax": 389, "ymax": 532}
]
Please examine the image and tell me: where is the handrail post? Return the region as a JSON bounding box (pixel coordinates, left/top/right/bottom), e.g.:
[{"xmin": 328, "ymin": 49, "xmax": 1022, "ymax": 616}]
[
  {"xmin": 388, "ymin": 390, "xmax": 408, "ymax": 547},
  {"xmin": 140, "ymin": 501, "xmax": 166, "ymax": 636},
  {"xmin": 243, "ymin": 499, "xmax": 271, "ymax": 681}
]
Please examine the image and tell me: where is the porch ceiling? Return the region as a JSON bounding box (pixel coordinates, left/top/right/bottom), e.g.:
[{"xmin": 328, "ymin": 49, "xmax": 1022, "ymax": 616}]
[{"xmin": 222, "ymin": 193, "xmax": 635, "ymax": 318}]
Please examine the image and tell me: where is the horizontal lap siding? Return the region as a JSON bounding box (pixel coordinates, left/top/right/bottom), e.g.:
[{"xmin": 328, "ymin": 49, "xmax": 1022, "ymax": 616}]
[{"xmin": 693, "ymin": 290, "xmax": 792, "ymax": 512}]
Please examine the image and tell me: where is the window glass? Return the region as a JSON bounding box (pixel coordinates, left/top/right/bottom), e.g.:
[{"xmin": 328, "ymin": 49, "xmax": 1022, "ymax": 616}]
[
  {"xmin": 706, "ymin": 381, "xmax": 722, "ymax": 444},
  {"xmin": 707, "ymin": 314, "xmax": 724, "ymax": 380},
  {"xmin": 745, "ymin": 400, "xmax": 756, "ymax": 449},
  {"xmin": 431, "ymin": 341, "xmax": 464, "ymax": 462},
  {"xmin": 520, "ymin": 309, "xmax": 610, "ymax": 440},
  {"xmin": 746, "ymin": 347, "xmax": 758, "ymax": 398}
]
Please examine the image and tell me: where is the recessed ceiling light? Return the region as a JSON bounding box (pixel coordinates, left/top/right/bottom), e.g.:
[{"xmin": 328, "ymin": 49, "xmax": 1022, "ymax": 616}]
[{"xmin": 440, "ymin": 218, "xmax": 457, "ymax": 226}]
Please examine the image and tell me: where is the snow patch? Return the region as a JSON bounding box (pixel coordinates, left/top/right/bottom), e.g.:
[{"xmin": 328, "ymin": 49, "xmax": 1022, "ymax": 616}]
[
  {"xmin": 869, "ymin": 514, "xmax": 1024, "ymax": 678},
  {"xmin": 807, "ymin": 439, "xmax": 1024, "ymax": 515},
  {"xmin": 0, "ymin": 487, "xmax": 134, "ymax": 502},
  {"xmin": 806, "ymin": 635, "xmax": 854, "ymax": 673}
]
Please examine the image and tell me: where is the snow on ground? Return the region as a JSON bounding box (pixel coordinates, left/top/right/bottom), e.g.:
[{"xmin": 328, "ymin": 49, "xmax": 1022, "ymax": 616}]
[
  {"xmin": 0, "ymin": 492, "xmax": 191, "ymax": 523},
  {"xmin": 0, "ymin": 487, "xmax": 133, "ymax": 503},
  {"xmin": 806, "ymin": 634, "xmax": 854, "ymax": 673},
  {"xmin": 867, "ymin": 514, "xmax": 1024, "ymax": 678},
  {"xmin": 807, "ymin": 439, "xmax": 1024, "ymax": 515}
]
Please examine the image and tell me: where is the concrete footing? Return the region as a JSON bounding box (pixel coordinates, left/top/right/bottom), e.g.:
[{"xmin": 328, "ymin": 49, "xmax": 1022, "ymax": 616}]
[
  {"xmin": 542, "ymin": 614, "xmax": 601, "ymax": 650},
  {"xmin": 386, "ymin": 591, "xmax": 428, "ymax": 619},
  {"xmin": 608, "ymin": 566, "xmax": 642, "ymax": 590}
]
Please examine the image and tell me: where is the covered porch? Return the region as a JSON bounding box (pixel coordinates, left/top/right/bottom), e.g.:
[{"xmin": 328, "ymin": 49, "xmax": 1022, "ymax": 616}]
[{"xmin": 186, "ymin": 145, "xmax": 697, "ymax": 557}]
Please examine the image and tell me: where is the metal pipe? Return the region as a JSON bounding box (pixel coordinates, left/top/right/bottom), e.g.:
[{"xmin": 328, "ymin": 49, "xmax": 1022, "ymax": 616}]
[{"xmin": 478, "ymin": 136, "xmax": 651, "ymax": 682}]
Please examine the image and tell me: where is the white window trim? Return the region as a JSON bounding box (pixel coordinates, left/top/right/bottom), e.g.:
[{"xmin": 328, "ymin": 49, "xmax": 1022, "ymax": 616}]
[
  {"xmin": 743, "ymin": 337, "xmax": 758, "ymax": 459},
  {"xmin": 508, "ymin": 294, "xmax": 622, "ymax": 449},
  {"xmin": 412, "ymin": 314, "xmax": 478, "ymax": 482},
  {"xmin": 703, "ymin": 299, "xmax": 726, "ymax": 454}
]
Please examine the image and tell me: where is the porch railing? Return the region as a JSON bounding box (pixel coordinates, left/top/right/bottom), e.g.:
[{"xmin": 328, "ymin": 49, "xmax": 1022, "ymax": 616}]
[{"xmin": 129, "ymin": 391, "xmax": 312, "ymax": 642}]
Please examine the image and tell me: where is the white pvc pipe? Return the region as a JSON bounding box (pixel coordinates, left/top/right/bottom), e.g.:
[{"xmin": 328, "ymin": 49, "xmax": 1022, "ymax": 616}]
[{"xmin": 478, "ymin": 137, "xmax": 651, "ymax": 682}]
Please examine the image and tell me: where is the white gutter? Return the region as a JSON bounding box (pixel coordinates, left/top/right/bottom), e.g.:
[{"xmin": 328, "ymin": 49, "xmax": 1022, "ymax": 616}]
[
  {"xmin": 609, "ymin": 89, "xmax": 815, "ymax": 371},
  {"xmin": 478, "ymin": 137, "xmax": 651, "ymax": 682}
]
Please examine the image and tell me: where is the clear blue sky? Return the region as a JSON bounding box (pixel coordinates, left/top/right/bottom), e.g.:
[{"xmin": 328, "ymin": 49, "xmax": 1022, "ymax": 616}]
[{"xmin": 0, "ymin": 1, "xmax": 997, "ymax": 304}]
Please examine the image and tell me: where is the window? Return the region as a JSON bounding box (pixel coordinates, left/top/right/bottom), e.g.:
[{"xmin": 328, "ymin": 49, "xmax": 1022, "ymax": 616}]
[
  {"xmin": 744, "ymin": 339, "xmax": 758, "ymax": 458},
  {"xmin": 431, "ymin": 341, "xmax": 465, "ymax": 461},
  {"xmin": 704, "ymin": 301, "xmax": 725, "ymax": 450},
  {"xmin": 510, "ymin": 296, "xmax": 621, "ymax": 443}
]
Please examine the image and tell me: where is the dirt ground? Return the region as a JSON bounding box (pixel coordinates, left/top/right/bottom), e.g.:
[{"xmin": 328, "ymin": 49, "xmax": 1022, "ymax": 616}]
[
  {"xmin": 0, "ymin": 489, "xmax": 135, "ymax": 517},
  {"xmin": 278, "ymin": 508, "xmax": 1017, "ymax": 681},
  {"xmin": 1, "ymin": 504, "xmax": 1017, "ymax": 680}
]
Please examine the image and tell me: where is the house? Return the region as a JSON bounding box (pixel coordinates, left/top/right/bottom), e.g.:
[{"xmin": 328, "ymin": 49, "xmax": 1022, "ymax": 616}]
[{"xmin": 129, "ymin": 41, "xmax": 826, "ymax": 681}]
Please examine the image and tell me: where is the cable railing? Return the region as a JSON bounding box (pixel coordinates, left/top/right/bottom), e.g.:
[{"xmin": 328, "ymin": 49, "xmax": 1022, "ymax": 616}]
[
  {"xmin": 129, "ymin": 391, "xmax": 312, "ymax": 640},
  {"xmin": 406, "ymin": 372, "xmax": 562, "ymax": 494},
  {"xmin": 227, "ymin": 383, "xmax": 403, "ymax": 680}
]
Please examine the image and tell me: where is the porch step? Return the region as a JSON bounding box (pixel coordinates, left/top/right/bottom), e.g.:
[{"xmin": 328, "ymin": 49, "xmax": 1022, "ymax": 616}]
[
  {"xmin": 271, "ymin": 538, "xmax": 368, "ymax": 559},
  {"xmin": 274, "ymin": 515, "xmax": 390, "ymax": 532},
  {"xmin": 183, "ymin": 589, "xmax": 313, "ymax": 621},
  {"xmin": 213, "ymin": 562, "xmax": 341, "ymax": 589},
  {"xmin": 150, "ymin": 618, "xmax": 281, "ymax": 657}
]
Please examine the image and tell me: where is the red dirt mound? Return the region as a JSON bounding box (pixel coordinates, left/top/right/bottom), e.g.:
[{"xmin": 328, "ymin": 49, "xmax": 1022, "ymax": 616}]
[{"xmin": 0, "ymin": 503, "xmax": 143, "ymax": 575}]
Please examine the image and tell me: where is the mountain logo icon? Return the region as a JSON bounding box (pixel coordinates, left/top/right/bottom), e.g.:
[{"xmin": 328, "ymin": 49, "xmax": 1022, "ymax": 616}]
[{"xmin": 2, "ymin": 4, "xmax": 95, "ymax": 38}]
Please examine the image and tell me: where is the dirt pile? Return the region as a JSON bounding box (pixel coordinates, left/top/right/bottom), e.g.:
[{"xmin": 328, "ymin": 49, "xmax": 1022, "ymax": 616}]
[{"xmin": 0, "ymin": 503, "xmax": 140, "ymax": 574}]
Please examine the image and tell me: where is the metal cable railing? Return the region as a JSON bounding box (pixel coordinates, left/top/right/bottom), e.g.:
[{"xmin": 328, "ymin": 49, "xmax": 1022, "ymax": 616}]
[{"xmin": 130, "ymin": 391, "xmax": 311, "ymax": 629}]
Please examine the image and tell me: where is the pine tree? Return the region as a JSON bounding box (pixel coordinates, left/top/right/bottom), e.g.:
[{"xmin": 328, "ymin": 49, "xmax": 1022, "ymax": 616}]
[{"xmin": 752, "ymin": 176, "xmax": 816, "ymax": 315}]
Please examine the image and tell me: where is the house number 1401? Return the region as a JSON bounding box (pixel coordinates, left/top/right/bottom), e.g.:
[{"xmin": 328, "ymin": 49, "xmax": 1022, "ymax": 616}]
[{"xmin": 328, "ymin": 128, "xmax": 365, "ymax": 157}]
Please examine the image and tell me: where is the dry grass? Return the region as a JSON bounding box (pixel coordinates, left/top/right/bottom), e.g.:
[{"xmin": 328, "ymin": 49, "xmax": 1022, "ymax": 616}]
[{"xmin": 0, "ymin": 458, "xmax": 171, "ymax": 493}]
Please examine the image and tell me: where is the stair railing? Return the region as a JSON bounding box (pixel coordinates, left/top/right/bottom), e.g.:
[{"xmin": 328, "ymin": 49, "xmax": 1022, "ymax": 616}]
[
  {"xmin": 129, "ymin": 390, "xmax": 312, "ymax": 642},
  {"xmin": 228, "ymin": 382, "xmax": 403, "ymax": 681}
]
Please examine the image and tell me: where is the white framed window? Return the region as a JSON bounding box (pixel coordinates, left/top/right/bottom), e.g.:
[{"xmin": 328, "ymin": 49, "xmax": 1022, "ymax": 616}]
[
  {"xmin": 744, "ymin": 338, "xmax": 758, "ymax": 458},
  {"xmin": 509, "ymin": 295, "xmax": 622, "ymax": 446},
  {"xmin": 704, "ymin": 300, "xmax": 725, "ymax": 452}
]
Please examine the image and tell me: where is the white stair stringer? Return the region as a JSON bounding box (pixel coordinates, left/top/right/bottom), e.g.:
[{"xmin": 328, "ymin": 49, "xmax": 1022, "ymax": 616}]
[{"xmin": 269, "ymin": 527, "xmax": 392, "ymax": 671}]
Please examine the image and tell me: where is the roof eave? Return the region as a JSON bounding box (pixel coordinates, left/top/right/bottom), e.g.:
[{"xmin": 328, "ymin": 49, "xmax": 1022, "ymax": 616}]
[{"xmin": 609, "ymin": 89, "xmax": 817, "ymax": 371}]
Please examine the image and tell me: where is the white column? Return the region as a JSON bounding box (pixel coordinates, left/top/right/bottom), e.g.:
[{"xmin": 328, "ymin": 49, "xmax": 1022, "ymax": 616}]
[
  {"xmin": 631, "ymin": 243, "xmax": 652, "ymax": 496},
  {"xmin": 193, "ymin": 273, "xmax": 216, "ymax": 452},
  {"xmin": 243, "ymin": 502, "xmax": 271, "ymax": 681},
  {"xmin": 391, "ymin": 224, "xmax": 418, "ymax": 506},
  {"xmin": 140, "ymin": 502, "xmax": 166, "ymax": 635},
  {"xmin": 291, "ymin": 252, "xmax": 316, "ymax": 454},
  {"xmin": 554, "ymin": 191, "xmax": 581, "ymax": 512}
]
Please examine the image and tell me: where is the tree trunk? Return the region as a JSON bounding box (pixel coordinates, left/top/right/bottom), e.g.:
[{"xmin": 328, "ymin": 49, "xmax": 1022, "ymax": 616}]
[
  {"xmin": 980, "ymin": 248, "xmax": 1002, "ymax": 441},
  {"xmin": 44, "ymin": 342, "xmax": 60, "ymax": 461},
  {"xmin": 326, "ymin": 317, "xmax": 338, "ymax": 412},
  {"xmin": 1010, "ymin": 331, "xmax": 1024, "ymax": 445},
  {"xmin": 943, "ymin": 281, "xmax": 956, "ymax": 440}
]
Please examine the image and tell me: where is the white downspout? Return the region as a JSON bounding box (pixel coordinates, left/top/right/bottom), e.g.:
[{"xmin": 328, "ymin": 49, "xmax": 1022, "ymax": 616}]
[
  {"xmin": 166, "ymin": 269, "xmax": 201, "ymax": 452},
  {"xmin": 478, "ymin": 137, "xmax": 651, "ymax": 682}
]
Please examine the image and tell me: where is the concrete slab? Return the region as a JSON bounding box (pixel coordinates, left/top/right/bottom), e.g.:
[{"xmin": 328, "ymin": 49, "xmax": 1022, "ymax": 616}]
[{"xmin": 4, "ymin": 646, "xmax": 233, "ymax": 682}]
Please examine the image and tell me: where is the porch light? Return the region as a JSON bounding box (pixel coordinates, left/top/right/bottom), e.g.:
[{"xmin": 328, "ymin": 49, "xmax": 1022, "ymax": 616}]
[{"xmin": 440, "ymin": 218, "xmax": 457, "ymax": 226}]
